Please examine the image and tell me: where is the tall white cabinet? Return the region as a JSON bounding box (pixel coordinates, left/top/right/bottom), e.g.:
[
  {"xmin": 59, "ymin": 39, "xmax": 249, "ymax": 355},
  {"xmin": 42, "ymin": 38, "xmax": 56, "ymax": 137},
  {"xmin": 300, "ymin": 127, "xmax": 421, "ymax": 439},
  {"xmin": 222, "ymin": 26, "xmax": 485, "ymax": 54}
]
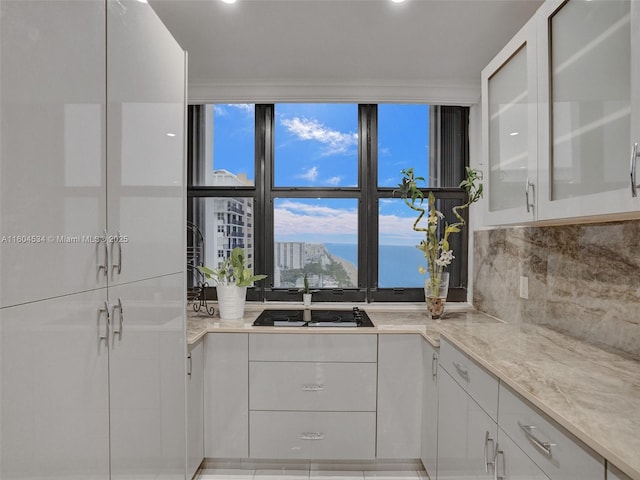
[{"xmin": 0, "ymin": 1, "xmax": 187, "ymax": 479}]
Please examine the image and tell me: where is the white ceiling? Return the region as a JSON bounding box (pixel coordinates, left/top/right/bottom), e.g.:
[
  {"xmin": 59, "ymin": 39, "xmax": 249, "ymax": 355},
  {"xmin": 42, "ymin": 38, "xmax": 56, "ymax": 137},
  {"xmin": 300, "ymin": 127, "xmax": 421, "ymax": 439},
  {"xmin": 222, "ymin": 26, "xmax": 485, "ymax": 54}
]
[{"xmin": 149, "ymin": 0, "xmax": 543, "ymax": 103}]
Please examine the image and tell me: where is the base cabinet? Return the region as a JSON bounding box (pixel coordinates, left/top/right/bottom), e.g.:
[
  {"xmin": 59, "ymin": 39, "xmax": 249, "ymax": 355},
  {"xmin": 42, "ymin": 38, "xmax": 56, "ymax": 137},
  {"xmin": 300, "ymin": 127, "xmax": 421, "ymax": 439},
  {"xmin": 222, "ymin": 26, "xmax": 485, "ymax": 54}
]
[
  {"xmin": 495, "ymin": 427, "xmax": 550, "ymax": 480},
  {"xmin": 437, "ymin": 367, "xmax": 497, "ymax": 480},
  {"xmin": 204, "ymin": 333, "xmax": 249, "ymax": 458},
  {"xmin": 420, "ymin": 341, "xmax": 438, "ymax": 478},
  {"xmin": 377, "ymin": 334, "xmax": 423, "ymax": 459}
]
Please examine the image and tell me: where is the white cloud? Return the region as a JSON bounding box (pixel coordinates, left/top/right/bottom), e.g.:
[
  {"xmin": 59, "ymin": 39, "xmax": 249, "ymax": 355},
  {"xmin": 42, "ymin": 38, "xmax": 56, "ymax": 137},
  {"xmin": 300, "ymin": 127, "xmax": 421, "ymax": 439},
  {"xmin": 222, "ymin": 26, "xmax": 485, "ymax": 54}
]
[
  {"xmin": 213, "ymin": 105, "xmax": 228, "ymax": 116},
  {"xmin": 280, "ymin": 116, "xmax": 358, "ymax": 155},
  {"xmin": 213, "ymin": 104, "xmax": 254, "ymax": 117},
  {"xmin": 298, "ymin": 166, "xmax": 319, "ymax": 182},
  {"xmin": 229, "ymin": 104, "xmax": 254, "ymax": 114},
  {"xmin": 274, "ymin": 200, "xmax": 358, "ymax": 236},
  {"xmin": 326, "ymin": 176, "xmax": 342, "ymax": 185}
]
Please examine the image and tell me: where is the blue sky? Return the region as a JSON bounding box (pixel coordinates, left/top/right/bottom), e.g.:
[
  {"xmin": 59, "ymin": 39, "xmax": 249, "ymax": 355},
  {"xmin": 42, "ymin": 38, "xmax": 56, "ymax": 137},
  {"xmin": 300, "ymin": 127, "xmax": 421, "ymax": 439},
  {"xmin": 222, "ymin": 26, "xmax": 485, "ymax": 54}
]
[{"xmin": 211, "ymin": 103, "xmax": 430, "ymax": 246}]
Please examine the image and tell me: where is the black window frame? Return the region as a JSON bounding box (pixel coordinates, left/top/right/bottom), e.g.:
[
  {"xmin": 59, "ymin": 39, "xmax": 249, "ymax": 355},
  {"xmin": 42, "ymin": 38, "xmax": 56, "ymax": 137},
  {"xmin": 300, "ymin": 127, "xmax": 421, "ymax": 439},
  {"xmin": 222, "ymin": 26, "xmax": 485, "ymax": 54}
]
[{"xmin": 187, "ymin": 103, "xmax": 470, "ymax": 303}]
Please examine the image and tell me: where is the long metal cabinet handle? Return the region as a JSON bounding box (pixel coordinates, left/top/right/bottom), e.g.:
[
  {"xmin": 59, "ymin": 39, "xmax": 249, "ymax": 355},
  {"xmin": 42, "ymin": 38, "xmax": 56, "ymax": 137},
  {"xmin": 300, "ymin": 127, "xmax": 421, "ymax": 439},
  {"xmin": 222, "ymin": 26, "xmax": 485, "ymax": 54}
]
[
  {"xmin": 111, "ymin": 298, "xmax": 124, "ymax": 337},
  {"xmin": 484, "ymin": 431, "xmax": 495, "ymax": 473},
  {"xmin": 630, "ymin": 142, "xmax": 639, "ymax": 197},
  {"xmin": 493, "ymin": 445, "xmax": 505, "ymax": 480},
  {"xmin": 525, "ymin": 177, "xmax": 535, "ymax": 213},
  {"xmin": 187, "ymin": 353, "xmax": 192, "ymax": 377},
  {"xmin": 111, "ymin": 230, "xmax": 122, "ymax": 275},
  {"xmin": 300, "ymin": 432, "xmax": 324, "ymax": 440},
  {"xmin": 97, "ymin": 230, "xmax": 109, "ymax": 277},
  {"xmin": 98, "ymin": 301, "xmax": 110, "ymax": 341},
  {"xmin": 452, "ymin": 361, "xmax": 469, "ymax": 382},
  {"xmin": 518, "ymin": 421, "xmax": 556, "ymax": 456},
  {"xmin": 432, "ymin": 353, "xmax": 438, "ymax": 380}
]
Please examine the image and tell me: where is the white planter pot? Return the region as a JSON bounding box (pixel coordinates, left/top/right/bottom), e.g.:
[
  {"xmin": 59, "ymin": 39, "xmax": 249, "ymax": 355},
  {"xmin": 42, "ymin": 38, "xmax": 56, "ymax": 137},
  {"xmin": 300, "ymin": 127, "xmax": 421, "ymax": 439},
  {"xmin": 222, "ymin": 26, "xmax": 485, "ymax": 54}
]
[
  {"xmin": 303, "ymin": 293, "xmax": 312, "ymax": 307},
  {"xmin": 216, "ymin": 285, "xmax": 247, "ymax": 323}
]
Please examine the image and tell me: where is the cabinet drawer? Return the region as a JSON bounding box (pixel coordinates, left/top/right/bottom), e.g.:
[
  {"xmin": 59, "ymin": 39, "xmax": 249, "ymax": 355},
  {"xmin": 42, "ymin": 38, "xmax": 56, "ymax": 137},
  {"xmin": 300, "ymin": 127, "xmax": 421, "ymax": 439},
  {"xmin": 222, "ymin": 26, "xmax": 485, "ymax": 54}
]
[
  {"xmin": 249, "ymin": 362, "xmax": 376, "ymax": 412},
  {"xmin": 439, "ymin": 338, "xmax": 499, "ymax": 421},
  {"xmin": 249, "ymin": 411, "xmax": 376, "ymax": 460},
  {"xmin": 249, "ymin": 333, "xmax": 377, "ymax": 362},
  {"xmin": 497, "ymin": 426, "xmax": 550, "ymax": 480},
  {"xmin": 498, "ymin": 384, "xmax": 603, "ymax": 480}
]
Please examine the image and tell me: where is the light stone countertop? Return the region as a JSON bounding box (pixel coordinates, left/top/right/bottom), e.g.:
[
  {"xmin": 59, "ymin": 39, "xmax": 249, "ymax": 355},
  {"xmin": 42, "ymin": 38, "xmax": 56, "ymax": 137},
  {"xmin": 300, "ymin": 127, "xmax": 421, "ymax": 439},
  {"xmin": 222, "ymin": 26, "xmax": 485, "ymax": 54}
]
[
  {"xmin": 186, "ymin": 303, "xmax": 640, "ymax": 479},
  {"xmin": 438, "ymin": 322, "xmax": 640, "ymax": 480},
  {"xmin": 185, "ymin": 302, "xmax": 501, "ymax": 347}
]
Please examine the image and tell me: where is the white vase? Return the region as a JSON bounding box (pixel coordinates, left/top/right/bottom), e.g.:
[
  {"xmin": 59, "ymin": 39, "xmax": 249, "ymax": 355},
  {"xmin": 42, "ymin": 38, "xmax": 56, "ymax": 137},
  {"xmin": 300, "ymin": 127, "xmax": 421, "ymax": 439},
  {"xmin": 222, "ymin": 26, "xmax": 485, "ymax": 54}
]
[
  {"xmin": 216, "ymin": 285, "xmax": 247, "ymax": 323},
  {"xmin": 303, "ymin": 293, "xmax": 312, "ymax": 307}
]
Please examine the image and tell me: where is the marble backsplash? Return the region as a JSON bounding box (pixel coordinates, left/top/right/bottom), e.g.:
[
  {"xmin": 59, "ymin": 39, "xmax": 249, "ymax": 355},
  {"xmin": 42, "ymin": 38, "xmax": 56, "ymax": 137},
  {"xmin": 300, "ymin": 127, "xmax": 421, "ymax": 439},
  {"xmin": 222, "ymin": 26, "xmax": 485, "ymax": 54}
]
[{"xmin": 473, "ymin": 220, "xmax": 640, "ymax": 358}]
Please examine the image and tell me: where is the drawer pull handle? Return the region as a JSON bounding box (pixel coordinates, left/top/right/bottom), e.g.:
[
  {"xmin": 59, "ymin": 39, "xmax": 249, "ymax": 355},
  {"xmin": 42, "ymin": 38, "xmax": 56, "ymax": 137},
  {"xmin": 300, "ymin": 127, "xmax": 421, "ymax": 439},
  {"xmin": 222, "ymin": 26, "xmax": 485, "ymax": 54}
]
[
  {"xmin": 432, "ymin": 353, "xmax": 438, "ymax": 380},
  {"xmin": 300, "ymin": 432, "xmax": 324, "ymax": 440},
  {"xmin": 453, "ymin": 361, "xmax": 469, "ymax": 381},
  {"xmin": 301, "ymin": 384, "xmax": 324, "ymax": 392},
  {"xmin": 484, "ymin": 430, "xmax": 495, "ymax": 473},
  {"xmin": 518, "ymin": 421, "xmax": 556, "ymax": 456}
]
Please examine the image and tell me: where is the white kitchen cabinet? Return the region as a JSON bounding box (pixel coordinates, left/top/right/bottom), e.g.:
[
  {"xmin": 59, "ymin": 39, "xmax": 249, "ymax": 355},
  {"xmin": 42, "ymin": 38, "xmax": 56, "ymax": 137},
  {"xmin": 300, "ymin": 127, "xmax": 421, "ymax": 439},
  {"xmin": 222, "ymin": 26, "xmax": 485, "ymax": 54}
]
[
  {"xmin": 106, "ymin": 0, "xmax": 186, "ymax": 285},
  {"xmin": 482, "ymin": 14, "xmax": 538, "ymax": 225},
  {"xmin": 536, "ymin": 0, "xmax": 640, "ymax": 221},
  {"xmin": 437, "ymin": 365, "xmax": 497, "ymax": 480},
  {"xmin": 0, "ymin": 1, "xmax": 187, "ymax": 478},
  {"xmin": 498, "ymin": 384, "xmax": 604, "ymax": 480},
  {"xmin": 0, "ymin": 0, "xmax": 107, "ymax": 307},
  {"xmin": 420, "ymin": 340, "xmax": 438, "ymax": 478},
  {"xmin": 187, "ymin": 338, "xmax": 205, "ymax": 479},
  {"xmin": 108, "ymin": 274, "xmax": 186, "ymax": 480},
  {"xmin": 377, "ymin": 334, "xmax": 423, "ymax": 459},
  {"xmin": 494, "ymin": 427, "xmax": 551, "ymax": 480},
  {"xmin": 0, "ymin": 289, "xmax": 110, "ymax": 480},
  {"xmin": 249, "ymin": 411, "xmax": 376, "ymax": 460},
  {"xmin": 249, "ymin": 361, "xmax": 377, "ymax": 412},
  {"xmin": 248, "ymin": 333, "xmax": 377, "ymax": 461},
  {"xmin": 205, "ymin": 333, "xmax": 249, "ymax": 458}
]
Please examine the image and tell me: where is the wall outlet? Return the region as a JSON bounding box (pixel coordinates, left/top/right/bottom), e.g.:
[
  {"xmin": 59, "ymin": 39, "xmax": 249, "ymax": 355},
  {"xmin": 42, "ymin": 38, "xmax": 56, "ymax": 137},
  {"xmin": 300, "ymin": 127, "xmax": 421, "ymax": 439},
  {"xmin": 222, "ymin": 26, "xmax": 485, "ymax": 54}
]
[{"xmin": 519, "ymin": 275, "xmax": 529, "ymax": 299}]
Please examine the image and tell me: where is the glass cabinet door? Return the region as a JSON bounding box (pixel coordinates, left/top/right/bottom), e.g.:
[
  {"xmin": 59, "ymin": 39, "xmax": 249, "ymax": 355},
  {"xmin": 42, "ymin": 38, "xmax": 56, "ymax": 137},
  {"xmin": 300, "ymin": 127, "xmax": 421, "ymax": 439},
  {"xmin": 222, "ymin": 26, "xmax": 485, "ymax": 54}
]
[
  {"xmin": 537, "ymin": 0, "xmax": 639, "ymax": 220},
  {"xmin": 482, "ymin": 16, "xmax": 538, "ymax": 225}
]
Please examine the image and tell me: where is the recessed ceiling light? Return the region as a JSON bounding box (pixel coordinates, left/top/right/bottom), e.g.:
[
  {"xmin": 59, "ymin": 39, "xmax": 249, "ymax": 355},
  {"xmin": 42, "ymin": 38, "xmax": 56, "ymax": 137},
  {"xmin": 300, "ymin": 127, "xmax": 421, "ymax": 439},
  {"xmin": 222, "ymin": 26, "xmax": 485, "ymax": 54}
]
[
  {"xmin": 166, "ymin": 133, "xmax": 176, "ymax": 137},
  {"xmin": 221, "ymin": 0, "xmax": 237, "ymax": 4},
  {"xmin": 391, "ymin": 0, "xmax": 406, "ymax": 3},
  {"xmin": 509, "ymin": 131, "xmax": 520, "ymax": 136}
]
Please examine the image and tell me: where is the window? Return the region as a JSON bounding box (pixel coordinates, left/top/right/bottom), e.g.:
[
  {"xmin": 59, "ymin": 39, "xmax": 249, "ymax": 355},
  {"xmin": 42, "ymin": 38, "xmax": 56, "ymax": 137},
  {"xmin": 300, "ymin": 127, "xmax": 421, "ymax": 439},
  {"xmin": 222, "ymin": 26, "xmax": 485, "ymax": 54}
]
[{"xmin": 188, "ymin": 104, "xmax": 470, "ymax": 302}]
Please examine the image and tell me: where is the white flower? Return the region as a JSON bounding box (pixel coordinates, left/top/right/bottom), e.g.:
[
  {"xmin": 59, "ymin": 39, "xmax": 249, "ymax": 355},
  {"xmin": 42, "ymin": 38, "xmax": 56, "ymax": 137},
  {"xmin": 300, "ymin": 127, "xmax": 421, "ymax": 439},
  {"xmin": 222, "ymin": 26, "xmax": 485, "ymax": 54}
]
[{"xmin": 435, "ymin": 249, "xmax": 455, "ymax": 267}]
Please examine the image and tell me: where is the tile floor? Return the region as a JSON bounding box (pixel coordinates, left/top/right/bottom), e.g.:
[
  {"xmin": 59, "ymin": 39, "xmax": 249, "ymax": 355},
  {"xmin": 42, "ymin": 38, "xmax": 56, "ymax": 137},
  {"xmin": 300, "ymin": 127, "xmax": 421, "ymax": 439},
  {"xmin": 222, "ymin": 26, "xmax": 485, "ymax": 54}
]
[{"xmin": 195, "ymin": 468, "xmax": 429, "ymax": 480}]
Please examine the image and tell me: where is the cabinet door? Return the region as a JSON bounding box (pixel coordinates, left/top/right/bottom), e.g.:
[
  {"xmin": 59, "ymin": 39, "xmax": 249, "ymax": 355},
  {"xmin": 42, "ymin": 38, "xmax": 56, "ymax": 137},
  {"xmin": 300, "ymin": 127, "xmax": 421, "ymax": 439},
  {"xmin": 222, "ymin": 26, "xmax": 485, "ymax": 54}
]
[
  {"xmin": 0, "ymin": 0, "xmax": 107, "ymax": 307},
  {"xmin": 205, "ymin": 333, "xmax": 249, "ymax": 458},
  {"xmin": 537, "ymin": 0, "xmax": 639, "ymax": 220},
  {"xmin": 420, "ymin": 341, "xmax": 438, "ymax": 478},
  {"xmin": 377, "ymin": 334, "xmax": 423, "ymax": 459},
  {"xmin": 187, "ymin": 339, "xmax": 205, "ymax": 479},
  {"xmin": 495, "ymin": 428, "xmax": 550, "ymax": 480},
  {"xmin": 482, "ymin": 15, "xmax": 538, "ymax": 225},
  {"xmin": 106, "ymin": 0, "xmax": 186, "ymax": 286},
  {"xmin": 437, "ymin": 367, "xmax": 496, "ymax": 480},
  {"xmin": 108, "ymin": 273, "xmax": 186, "ymax": 480},
  {"xmin": 0, "ymin": 289, "xmax": 110, "ymax": 480}
]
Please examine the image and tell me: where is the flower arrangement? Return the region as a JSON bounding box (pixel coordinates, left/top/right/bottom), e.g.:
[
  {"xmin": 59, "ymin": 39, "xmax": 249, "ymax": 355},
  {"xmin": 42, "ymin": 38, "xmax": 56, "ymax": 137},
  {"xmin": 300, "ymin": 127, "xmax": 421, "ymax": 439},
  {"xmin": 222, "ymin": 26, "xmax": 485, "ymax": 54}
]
[{"xmin": 397, "ymin": 167, "xmax": 482, "ymax": 316}]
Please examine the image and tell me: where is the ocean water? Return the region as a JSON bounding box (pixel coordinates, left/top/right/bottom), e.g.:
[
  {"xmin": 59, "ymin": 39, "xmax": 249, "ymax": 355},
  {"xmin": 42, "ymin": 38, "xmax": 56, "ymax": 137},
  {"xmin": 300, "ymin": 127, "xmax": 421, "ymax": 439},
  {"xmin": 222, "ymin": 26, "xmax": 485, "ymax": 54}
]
[{"xmin": 325, "ymin": 243, "xmax": 427, "ymax": 288}]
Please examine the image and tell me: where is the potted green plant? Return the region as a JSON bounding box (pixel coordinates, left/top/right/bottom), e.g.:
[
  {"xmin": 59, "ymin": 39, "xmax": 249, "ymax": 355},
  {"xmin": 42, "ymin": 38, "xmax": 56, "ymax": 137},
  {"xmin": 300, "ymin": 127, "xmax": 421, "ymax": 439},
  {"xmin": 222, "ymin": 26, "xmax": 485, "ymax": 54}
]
[
  {"xmin": 197, "ymin": 247, "xmax": 267, "ymax": 323},
  {"xmin": 299, "ymin": 273, "xmax": 319, "ymax": 306},
  {"xmin": 397, "ymin": 167, "xmax": 482, "ymax": 319}
]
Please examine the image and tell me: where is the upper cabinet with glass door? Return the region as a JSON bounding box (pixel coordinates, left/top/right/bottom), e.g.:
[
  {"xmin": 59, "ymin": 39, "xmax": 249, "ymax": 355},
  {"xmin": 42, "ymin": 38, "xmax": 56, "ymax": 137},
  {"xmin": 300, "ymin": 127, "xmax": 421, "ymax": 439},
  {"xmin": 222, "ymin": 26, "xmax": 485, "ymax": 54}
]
[
  {"xmin": 537, "ymin": 0, "xmax": 639, "ymax": 221},
  {"xmin": 482, "ymin": 16, "xmax": 538, "ymax": 225}
]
